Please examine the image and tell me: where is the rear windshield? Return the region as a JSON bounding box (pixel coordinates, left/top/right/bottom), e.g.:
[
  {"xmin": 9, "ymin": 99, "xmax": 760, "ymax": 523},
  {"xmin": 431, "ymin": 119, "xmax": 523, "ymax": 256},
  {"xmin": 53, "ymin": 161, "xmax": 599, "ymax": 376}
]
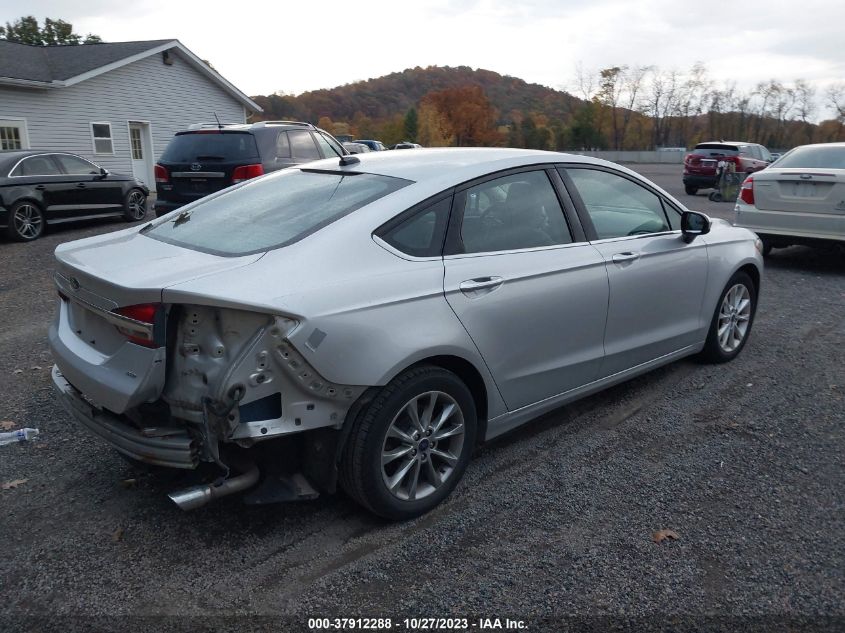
[
  {"xmin": 774, "ymin": 145, "xmax": 845, "ymax": 169},
  {"xmin": 144, "ymin": 169, "xmax": 412, "ymax": 256},
  {"xmin": 160, "ymin": 132, "xmax": 259, "ymax": 162},
  {"xmin": 692, "ymin": 144, "xmax": 739, "ymax": 156}
]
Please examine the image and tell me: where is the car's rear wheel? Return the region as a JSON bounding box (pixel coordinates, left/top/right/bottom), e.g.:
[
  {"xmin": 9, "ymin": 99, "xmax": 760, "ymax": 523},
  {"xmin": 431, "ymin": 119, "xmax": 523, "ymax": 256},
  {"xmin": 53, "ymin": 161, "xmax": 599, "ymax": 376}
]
[
  {"xmin": 123, "ymin": 189, "xmax": 147, "ymax": 222},
  {"xmin": 340, "ymin": 366, "xmax": 477, "ymax": 520},
  {"xmin": 7, "ymin": 201, "xmax": 44, "ymax": 241},
  {"xmin": 699, "ymin": 271, "xmax": 757, "ymax": 363},
  {"xmin": 684, "ymin": 185, "xmax": 698, "ymax": 195}
]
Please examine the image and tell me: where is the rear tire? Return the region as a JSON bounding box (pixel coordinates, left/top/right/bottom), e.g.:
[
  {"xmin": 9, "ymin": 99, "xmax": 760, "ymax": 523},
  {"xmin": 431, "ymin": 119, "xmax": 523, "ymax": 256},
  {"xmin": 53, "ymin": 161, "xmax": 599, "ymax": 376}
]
[
  {"xmin": 123, "ymin": 188, "xmax": 147, "ymax": 222},
  {"xmin": 699, "ymin": 271, "xmax": 757, "ymax": 363},
  {"xmin": 6, "ymin": 200, "xmax": 44, "ymax": 241},
  {"xmin": 340, "ymin": 366, "xmax": 477, "ymax": 520},
  {"xmin": 684, "ymin": 185, "xmax": 698, "ymax": 195}
]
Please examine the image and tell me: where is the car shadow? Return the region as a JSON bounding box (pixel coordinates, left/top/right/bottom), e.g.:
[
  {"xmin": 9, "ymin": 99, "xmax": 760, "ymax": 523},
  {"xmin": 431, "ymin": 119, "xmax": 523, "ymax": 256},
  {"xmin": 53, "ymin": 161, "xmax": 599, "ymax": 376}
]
[{"xmin": 764, "ymin": 245, "xmax": 845, "ymax": 275}]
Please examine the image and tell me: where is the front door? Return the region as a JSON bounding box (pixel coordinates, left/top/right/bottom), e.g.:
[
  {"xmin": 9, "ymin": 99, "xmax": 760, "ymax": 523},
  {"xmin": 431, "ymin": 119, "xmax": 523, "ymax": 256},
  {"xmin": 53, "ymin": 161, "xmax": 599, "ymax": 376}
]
[
  {"xmin": 562, "ymin": 166, "xmax": 709, "ymax": 377},
  {"xmin": 443, "ymin": 168, "xmax": 608, "ymax": 412},
  {"xmin": 129, "ymin": 123, "xmax": 153, "ymax": 191}
]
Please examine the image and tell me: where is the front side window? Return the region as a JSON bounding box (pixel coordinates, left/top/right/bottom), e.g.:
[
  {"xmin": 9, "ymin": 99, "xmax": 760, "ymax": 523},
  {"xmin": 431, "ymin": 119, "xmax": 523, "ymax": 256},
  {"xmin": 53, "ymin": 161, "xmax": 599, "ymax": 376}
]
[
  {"xmin": 145, "ymin": 169, "xmax": 411, "ymax": 256},
  {"xmin": 12, "ymin": 155, "xmax": 61, "ymax": 177},
  {"xmin": 315, "ymin": 132, "xmax": 343, "ymax": 158},
  {"xmin": 458, "ymin": 170, "xmax": 572, "ymax": 254},
  {"xmin": 91, "ymin": 122, "xmax": 113, "ymax": 155},
  {"xmin": 288, "ymin": 130, "xmax": 321, "ymax": 160},
  {"xmin": 55, "ymin": 154, "xmax": 99, "ymax": 175},
  {"xmin": 565, "ymin": 168, "xmax": 671, "ymax": 240}
]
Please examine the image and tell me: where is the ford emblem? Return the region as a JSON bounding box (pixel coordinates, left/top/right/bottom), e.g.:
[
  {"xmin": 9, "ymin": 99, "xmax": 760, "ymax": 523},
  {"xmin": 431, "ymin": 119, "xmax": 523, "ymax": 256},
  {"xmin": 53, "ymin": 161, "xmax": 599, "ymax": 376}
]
[{"xmin": 190, "ymin": 163, "xmax": 202, "ymax": 171}]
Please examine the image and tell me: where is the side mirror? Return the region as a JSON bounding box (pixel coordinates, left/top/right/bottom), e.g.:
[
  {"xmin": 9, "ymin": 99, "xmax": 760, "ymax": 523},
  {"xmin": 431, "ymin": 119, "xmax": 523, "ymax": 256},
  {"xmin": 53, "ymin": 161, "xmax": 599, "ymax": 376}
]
[
  {"xmin": 99, "ymin": 167, "xmax": 109, "ymax": 177},
  {"xmin": 681, "ymin": 210, "xmax": 710, "ymax": 243}
]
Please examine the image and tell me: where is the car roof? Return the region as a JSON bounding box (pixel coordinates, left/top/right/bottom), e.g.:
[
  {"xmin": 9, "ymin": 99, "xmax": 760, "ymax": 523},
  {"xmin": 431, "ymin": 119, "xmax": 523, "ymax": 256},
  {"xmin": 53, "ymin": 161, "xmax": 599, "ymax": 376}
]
[{"xmin": 304, "ymin": 147, "xmax": 617, "ymax": 184}]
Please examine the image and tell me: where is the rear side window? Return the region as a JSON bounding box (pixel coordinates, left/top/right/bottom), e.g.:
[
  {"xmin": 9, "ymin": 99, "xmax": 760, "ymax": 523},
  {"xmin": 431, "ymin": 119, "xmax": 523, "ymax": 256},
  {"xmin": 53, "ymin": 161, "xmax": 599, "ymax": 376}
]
[
  {"xmin": 276, "ymin": 132, "xmax": 291, "ymax": 158},
  {"xmin": 160, "ymin": 132, "xmax": 259, "ymax": 162},
  {"xmin": 13, "ymin": 155, "xmax": 61, "ymax": 176},
  {"xmin": 289, "ymin": 130, "xmax": 321, "ymax": 160},
  {"xmin": 145, "ymin": 169, "xmax": 411, "ymax": 256},
  {"xmin": 379, "ymin": 197, "xmax": 451, "ymax": 257}
]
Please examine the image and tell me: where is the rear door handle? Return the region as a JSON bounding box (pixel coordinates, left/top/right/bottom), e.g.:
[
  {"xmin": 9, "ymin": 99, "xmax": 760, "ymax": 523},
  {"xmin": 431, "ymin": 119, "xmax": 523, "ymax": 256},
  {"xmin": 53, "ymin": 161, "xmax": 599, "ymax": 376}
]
[
  {"xmin": 34, "ymin": 185, "xmax": 45, "ymax": 190},
  {"xmin": 611, "ymin": 252, "xmax": 640, "ymax": 264},
  {"xmin": 459, "ymin": 276, "xmax": 504, "ymax": 295},
  {"xmin": 76, "ymin": 183, "xmax": 87, "ymax": 188}
]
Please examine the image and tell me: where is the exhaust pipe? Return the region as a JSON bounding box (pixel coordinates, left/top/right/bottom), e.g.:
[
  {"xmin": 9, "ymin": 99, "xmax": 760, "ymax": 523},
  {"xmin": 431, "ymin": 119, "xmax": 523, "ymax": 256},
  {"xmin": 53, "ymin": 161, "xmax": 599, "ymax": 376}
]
[{"xmin": 168, "ymin": 462, "xmax": 260, "ymax": 511}]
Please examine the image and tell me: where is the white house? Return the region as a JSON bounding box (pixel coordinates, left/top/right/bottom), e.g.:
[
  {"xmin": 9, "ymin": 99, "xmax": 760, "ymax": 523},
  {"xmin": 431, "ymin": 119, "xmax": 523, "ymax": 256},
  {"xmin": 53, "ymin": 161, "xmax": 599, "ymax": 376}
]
[{"xmin": 0, "ymin": 39, "xmax": 261, "ymax": 191}]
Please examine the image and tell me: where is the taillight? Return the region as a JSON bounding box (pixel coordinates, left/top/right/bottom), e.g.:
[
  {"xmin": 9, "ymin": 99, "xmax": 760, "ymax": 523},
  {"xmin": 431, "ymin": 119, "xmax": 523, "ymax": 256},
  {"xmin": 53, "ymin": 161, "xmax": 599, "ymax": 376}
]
[
  {"xmin": 739, "ymin": 176, "xmax": 755, "ymax": 206},
  {"xmin": 232, "ymin": 164, "xmax": 264, "ymax": 184},
  {"xmin": 154, "ymin": 164, "xmax": 169, "ymax": 184},
  {"xmin": 112, "ymin": 303, "xmax": 161, "ymax": 348},
  {"xmin": 684, "ymin": 153, "xmax": 693, "ymax": 165}
]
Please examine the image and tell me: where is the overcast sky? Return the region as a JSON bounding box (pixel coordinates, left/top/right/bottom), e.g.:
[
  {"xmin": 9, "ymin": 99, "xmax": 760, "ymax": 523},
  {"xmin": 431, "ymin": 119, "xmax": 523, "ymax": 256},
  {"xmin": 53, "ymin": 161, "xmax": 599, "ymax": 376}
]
[{"xmin": 5, "ymin": 0, "xmax": 845, "ymax": 117}]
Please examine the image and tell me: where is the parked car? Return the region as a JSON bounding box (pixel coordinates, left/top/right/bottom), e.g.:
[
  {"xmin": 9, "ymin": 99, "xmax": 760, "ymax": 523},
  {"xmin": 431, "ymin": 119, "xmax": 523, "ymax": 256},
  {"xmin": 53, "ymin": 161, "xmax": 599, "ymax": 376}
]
[
  {"xmin": 683, "ymin": 141, "xmax": 772, "ymax": 195},
  {"xmin": 49, "ymin": 148, "xmax": 763, "ymax": 519},
  {"xmin": 0, "ymin": 150, "xmax": 148, "ymax": 242},
  {"xmin": 391, "ymin": 142, "xmax": 422, "ymax": 150},
  {"xmin": 343, "ymin": 142, "xmax": 371, "ymax": 154},
  {"xmin": 734, "ymin": 142, "xmax": 845, "ymax": 255},
  {"xmin": 154, "ymin": 121, "xmax": 347, "ymax": 216},
  {"xmin": 352, "ymin": 139, "xmax": 387, "ymax": 151}
]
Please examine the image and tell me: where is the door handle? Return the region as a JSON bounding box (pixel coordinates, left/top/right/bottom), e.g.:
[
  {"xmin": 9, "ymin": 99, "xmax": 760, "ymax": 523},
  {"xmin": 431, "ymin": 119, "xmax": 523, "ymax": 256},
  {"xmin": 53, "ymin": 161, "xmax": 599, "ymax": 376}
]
[
  {"xmin": 76, "ymin": 183, "xmax": 87, "ymax": 188},
  {"xmin": 34, "ymin": 185, "xmax": 45, "ymax": 190},
  {"xmin": 459, "ymin": 276, "xmax": 504, "ymax": 295},
  {"xmin": 611, "ymin": 252, "xmax": 640, "ymax": 264}
]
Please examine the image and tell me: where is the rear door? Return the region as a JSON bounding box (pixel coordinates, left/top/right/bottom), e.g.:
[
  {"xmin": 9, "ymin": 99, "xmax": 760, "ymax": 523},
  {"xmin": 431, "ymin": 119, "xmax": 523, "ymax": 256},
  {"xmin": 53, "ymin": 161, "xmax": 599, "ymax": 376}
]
[
  {"xmin": 561, "ymin": 166, "xmax": 709, "ymax": 377},
  {"xmin": 442, "ymin": 167, "xmax": 608, "ymax": 411}
]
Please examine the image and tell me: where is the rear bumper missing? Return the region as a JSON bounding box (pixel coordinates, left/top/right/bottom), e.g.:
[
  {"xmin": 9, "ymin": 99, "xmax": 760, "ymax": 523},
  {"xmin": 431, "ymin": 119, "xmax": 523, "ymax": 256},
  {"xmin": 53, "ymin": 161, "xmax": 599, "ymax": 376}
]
[{"xmin": 52, "ymin": 365, "xmax": 198, "ymax": 469}]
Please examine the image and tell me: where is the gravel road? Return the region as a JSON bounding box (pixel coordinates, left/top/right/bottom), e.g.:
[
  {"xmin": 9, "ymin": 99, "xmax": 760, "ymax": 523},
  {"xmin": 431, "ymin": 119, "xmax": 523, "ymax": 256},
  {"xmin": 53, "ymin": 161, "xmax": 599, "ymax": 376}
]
[{"xmin": 1, "ymin": 164, "xmax": 843, "ymax": 631}]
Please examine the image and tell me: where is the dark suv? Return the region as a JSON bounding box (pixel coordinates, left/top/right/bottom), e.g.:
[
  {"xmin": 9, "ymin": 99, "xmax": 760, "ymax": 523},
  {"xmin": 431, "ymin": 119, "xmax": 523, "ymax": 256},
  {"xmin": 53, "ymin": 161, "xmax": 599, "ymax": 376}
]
[
  {"xmin": 682, "ymin": 141, "xmax": 772, "ymax": 195},
  {"xmin": 154, "ymin": 121, "xmax": 347, "ymax": 216}
]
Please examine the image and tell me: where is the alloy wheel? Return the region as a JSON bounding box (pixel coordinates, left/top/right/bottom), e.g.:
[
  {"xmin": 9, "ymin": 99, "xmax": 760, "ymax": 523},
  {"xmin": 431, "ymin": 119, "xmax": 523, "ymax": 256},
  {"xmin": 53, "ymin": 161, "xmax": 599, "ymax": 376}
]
[
  {"xmin": 127, "ymin": 191, "xmax": 146, "ymax": 220},
  {"xmin": 381, "ymin": 390, "xmax": 465, "ymax": 502},
  {"xmin": 13, "ymin": 204, "xmax": 43, "ymax": 239},
  {"xmin": 717, "ymin": 283, "xmax": 752, "ymax": 353}
]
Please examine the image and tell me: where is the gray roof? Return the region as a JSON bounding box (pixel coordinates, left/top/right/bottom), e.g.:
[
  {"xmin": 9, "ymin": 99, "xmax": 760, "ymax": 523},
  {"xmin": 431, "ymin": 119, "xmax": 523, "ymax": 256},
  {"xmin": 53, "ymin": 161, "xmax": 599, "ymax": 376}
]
[{"xmin": 0, "ymin": 39, "xmax": 175, "ymax": 82}]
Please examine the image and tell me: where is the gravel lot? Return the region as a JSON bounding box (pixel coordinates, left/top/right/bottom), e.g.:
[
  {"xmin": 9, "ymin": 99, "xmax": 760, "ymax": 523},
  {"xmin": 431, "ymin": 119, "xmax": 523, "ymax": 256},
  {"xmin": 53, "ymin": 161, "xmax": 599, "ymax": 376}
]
[{"xmin": 1, "ymin": 164, "xmax": 843, "ymax": 631}]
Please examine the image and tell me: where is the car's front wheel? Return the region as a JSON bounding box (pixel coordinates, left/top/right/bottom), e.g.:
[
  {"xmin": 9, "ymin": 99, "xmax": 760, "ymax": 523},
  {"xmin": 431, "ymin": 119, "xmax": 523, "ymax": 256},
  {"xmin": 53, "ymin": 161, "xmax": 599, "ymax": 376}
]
[
  {"xmin": 685, "ymin": 185, "xmax": 698, "ymax": 195},
  {"xmin": 7, "ymin": 200, "xmax": 44, "ymax": 241},
  {"xmin": 340, "ymin": 366, "xmax": 477, "ymax": 520},
  {"xmin": 123, "ymin": 188, "xmax": 147, "ymax": 222},
  {"xmin": 699, "ymin": 271, "xmax": 757, "ymax": 363}
]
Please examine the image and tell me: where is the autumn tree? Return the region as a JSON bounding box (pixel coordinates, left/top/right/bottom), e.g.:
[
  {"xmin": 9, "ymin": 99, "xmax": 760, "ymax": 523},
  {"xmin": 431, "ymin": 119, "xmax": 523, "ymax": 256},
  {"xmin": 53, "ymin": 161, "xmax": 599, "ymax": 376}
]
[
  {"xmin": 417, "ymin": 104, "xmax": 454, "ymax": 147},
  {"xmin": 420, "ymin": 86, "xmax": 501, "ymax": 146},
  {"xmin": 403, "ymin": 108, "xmax": 418, "ymax": 142},
  {"xmin": 0, "ymin": 15, "xmax": 101, "ymax": 45}
]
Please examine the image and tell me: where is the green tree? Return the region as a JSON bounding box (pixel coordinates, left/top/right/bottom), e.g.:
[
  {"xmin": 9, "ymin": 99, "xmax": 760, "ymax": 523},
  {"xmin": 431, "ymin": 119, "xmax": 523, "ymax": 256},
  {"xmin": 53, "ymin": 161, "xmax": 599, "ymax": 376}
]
[
  {"xmin": 0, "ymin": 15, "xmax": 102, "ymax": 45},
  {"xmin": 403, "ymin": 107, "xmax": 418, "ymax": 142}
]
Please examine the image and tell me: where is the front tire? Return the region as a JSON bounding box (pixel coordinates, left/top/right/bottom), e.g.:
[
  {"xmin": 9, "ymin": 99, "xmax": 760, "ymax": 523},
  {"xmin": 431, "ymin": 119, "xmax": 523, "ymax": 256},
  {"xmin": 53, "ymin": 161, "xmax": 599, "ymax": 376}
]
[
  {"xmin": 123, "ymin": 188, "xmax": 147, "ymax": 222},
  {"xmin": 699, "ymin": 271, "xmax": 757, "ymax": 363},
  {"xmin": 7, "ymin": 201, "xmax": 44, "ymax": 241},
  {"xmin": 340, "ymin": 366, "xmax": 477, "ymax": 520},
  {"xmin": 684, "ymin": 185, "xmax": 698, "ymax": 196}
]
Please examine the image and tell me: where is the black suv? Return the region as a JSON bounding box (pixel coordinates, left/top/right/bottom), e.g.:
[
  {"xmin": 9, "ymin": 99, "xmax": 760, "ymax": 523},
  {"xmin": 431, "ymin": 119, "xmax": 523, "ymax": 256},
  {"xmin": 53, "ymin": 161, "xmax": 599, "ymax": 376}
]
[{"xmin": 154, "ymin": 121, "xmax": 347, "ymax": 216}]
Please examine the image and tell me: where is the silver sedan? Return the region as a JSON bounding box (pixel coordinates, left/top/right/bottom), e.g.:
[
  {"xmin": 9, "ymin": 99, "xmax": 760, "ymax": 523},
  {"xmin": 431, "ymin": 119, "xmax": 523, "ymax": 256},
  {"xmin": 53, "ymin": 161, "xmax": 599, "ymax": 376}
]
[{"xmin": 49, "ymin": 148, "xmax": 764, "ymax": 519}]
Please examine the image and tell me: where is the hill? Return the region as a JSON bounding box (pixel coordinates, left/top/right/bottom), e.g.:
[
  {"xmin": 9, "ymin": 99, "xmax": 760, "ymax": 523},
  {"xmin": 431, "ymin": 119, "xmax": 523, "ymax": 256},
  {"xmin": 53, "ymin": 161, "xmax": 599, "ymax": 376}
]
[{"xmin": 251, "ymin": 66, "xmax": 582, "ymax": 125}]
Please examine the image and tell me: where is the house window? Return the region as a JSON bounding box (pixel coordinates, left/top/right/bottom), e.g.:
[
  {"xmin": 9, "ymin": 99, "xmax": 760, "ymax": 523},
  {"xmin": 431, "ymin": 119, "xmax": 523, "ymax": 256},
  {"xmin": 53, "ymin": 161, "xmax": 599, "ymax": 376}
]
[
  {"xmin": 130, "ymin": 127, "xmax": 143, "ymax": 160},
  {"xmin": 0, "ymin": 119, "xmax": 28, "ymax": 150},
  {"xmin": 91, "ymin": 122, "xmax": 114, "ymax": 154}
]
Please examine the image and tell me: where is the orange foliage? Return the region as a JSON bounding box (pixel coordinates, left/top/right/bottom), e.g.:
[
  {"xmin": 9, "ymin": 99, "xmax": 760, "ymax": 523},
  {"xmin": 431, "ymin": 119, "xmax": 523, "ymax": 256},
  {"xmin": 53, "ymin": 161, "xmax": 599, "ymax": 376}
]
[{"xmin": 420, "ymin": 86, "xmax": 502, "ymax": 147}]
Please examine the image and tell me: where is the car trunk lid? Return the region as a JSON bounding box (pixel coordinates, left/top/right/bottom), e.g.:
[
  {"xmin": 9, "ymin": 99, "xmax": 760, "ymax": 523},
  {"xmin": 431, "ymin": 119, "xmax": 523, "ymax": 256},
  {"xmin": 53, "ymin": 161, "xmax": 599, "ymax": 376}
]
[{"xmin": 752, "ymin": 169, "xmax": 845, "ymax": 215}]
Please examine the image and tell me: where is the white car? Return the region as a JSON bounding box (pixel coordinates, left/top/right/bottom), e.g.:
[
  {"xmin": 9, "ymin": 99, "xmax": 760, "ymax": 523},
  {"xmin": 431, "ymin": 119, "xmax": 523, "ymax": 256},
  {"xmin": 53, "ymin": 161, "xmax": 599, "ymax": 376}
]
[{"xmin": 735, "ymin": 142, "xmax": 845, "ymax": 255}]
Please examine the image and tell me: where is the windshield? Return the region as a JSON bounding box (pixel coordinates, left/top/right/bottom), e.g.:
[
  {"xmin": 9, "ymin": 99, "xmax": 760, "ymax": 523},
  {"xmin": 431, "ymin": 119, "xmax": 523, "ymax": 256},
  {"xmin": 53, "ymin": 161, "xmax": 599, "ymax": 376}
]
[
  {"xmin": 160, "ymin": 132, "xmax": 259, "ymax": 162},
  {"xmin": 774, "ymin": 145, "xmax": 845, "ymax": 169},
  {"xmin": 144, "ymin": 169, "xmax": 412, "ymax": 256}
]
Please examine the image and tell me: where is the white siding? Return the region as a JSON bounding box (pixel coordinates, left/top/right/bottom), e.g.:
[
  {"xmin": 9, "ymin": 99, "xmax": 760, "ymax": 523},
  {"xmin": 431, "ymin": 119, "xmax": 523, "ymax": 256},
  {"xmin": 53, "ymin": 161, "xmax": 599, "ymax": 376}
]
[{"xmin": 0, "ymin": 50, "xmax": 247, "ymax": 189}]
